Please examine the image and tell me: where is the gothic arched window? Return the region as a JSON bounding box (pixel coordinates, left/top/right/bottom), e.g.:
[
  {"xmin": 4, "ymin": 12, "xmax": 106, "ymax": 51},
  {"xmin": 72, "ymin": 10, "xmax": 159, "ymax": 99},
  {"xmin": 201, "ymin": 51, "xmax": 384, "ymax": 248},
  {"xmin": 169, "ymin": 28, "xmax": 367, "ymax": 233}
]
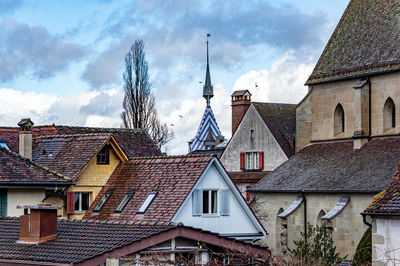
[
  {"xmin": 334, "ymin": 104, "xmax": 345, "ymax": 136},
  {"xmin": 384, "ymin": 97, "xmax": 396, "ymax": 131}
]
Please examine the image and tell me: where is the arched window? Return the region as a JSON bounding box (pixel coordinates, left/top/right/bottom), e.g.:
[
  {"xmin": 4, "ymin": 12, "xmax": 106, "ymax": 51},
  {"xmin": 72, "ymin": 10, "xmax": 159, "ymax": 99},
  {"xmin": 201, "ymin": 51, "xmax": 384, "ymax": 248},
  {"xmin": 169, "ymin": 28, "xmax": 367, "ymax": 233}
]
[
  {"xmin": 384, "ymin": 97, "xmax": 396, "ymax": 131},
  {"xmin": 275, "ymin": 208, "xmax": 287, "ymax": 256},
  {"xmin": 334, "ymin": 104, "xmax": 345, "ymax": 136},
  {"xmin": 316, "ymin": 209, "xmax": 326, "ymax": 226}
]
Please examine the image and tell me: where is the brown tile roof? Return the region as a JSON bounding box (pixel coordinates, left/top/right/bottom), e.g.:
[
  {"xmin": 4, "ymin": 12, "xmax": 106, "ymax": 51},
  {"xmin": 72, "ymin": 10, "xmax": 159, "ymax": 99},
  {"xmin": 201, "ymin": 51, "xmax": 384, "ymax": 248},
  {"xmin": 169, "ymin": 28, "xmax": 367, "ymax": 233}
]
[
  {"xmin": 228, "ymin": 172, "xmax": 270, "ymax": 183},
  {"xmin": 0, "ymin": 217, "xmax": 269, "ymax": 265},
  {"xmin": 306, "ymin": 0, "xmax": 400, "ymax": 85},
  {"xmin": 0, "ymin": 125, "xmax": 161, "ymax": 158},
  {"xmin": 0, "ymin": 125, "xmax": 59, "ymax": 153},
  {"xmin": 250, "ymin": 138, "xmax": 400, "ymax": 193},
  {"xmin": 0, "ymin": 147, "xmax": 71, "ymax": 186},
  {"xmin": 56, "ymin": 126, "xmax": 161, "ymax": 158},
  {"xmin": 84, "ymin": 155, "xmax": 213, "ymax": 222},
  {"xmin": 252, "ymin": 102, "xmax": 296, "ymax": 157},
  {"xmin": 32, "ymin": 134, "xmax": 112, "ymax": 180},
  {"xmin": 365, "ymin": 167, "xmax": 400, "ymax": 214}
]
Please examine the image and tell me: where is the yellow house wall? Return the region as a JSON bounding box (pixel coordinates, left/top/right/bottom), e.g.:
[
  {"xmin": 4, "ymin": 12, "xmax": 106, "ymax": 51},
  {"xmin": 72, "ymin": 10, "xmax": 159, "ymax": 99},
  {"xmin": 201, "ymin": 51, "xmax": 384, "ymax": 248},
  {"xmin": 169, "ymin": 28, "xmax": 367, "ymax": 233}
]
[{"xmin": 44, "ymin": 147, "xmax": 121, "ymax": 218}]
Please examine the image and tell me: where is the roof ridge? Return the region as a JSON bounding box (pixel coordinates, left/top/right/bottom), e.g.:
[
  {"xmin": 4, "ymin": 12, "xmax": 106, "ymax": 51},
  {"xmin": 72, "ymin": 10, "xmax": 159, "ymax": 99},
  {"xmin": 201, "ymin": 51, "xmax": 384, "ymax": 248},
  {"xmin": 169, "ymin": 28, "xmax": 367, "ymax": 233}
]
[
  {"xmin": 129, "ymin": 154, "xmax": 215, "ymax": 160},
  {"xmin": 0, "ymin": 146, "xmax": 71, "ymax": 181},
  {"xmin": 36, "ymin": 133, "xmax": 113, "ymax": 139},
  {"xmin": 57, "ymin": 217, "xmax": 176, "ymax": 226},
  {"xmin": 252, "ymin": 101, "xmax": 296, "ymax": 106},
  {"xmin": 57, "ymin": 125, "xmax": 147, "ymax": 133}
]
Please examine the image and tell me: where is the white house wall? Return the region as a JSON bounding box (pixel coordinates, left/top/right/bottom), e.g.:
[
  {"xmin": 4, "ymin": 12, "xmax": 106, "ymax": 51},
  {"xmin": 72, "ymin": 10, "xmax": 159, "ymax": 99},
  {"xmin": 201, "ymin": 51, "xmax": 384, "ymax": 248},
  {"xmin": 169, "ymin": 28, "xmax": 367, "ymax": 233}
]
[
  {"xmin": 373, "ymin": 217, "xmax": 400, "ymax": 265},
  {"xmin": 7, "ymin": 189, "xmax": 45, "ymax": 217},
  {"xmin": 221, "ymin": 104, "xmax": 288, "ymax": 172},
  {"xmin": 172, "ymin": 163, "xmax": 260, "ymax": 237}
]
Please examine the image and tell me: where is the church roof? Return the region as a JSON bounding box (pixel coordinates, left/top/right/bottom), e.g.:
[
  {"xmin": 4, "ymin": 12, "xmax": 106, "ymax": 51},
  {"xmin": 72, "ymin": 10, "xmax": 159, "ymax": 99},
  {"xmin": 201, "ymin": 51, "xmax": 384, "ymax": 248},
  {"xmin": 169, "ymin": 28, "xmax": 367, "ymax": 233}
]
[
  {"xmin": 306, "ymin": 0, "xmax": 400, "ymax": 85},
  {"xmin": 250, "ymin": 138, "xmax": 400, "ymax": 193},
  {"xmin": 190, "ymin": 103, "xmax": 223, "ymax": 152}
]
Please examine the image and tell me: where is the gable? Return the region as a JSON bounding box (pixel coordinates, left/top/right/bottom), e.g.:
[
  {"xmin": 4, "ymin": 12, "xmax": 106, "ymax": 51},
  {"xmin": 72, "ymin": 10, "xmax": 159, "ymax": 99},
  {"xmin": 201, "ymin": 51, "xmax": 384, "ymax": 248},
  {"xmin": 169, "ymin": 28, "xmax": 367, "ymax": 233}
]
[
  {"xmin": 221, "ymin": 104, "xmax": 288, "ymax": 172},
  {"xmin": 172, "ymin": 158, "xmax": 266, "ymax": 238}
]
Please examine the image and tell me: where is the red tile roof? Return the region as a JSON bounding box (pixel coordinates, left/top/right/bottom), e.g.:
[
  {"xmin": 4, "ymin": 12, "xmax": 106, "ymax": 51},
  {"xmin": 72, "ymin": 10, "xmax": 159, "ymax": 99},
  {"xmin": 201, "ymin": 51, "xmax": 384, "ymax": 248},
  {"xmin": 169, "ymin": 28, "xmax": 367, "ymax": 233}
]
[
  {"xmin": 84, "ymin": 155, "xmax": 213, "ymax": 222},
  {"xmin": 0, "ymin": 146, "xmax": 71, "ymax": 185},
  {"xmin": 32, "ymin": 134, "xmax": 113, "ymax": 180},
  {"xmin": 0, "ymin": 217, "xmax": 269, "ymax": 265},
  {"xmin": 365, "ymin": 167, "xmax": 400, "ymax": 214}
]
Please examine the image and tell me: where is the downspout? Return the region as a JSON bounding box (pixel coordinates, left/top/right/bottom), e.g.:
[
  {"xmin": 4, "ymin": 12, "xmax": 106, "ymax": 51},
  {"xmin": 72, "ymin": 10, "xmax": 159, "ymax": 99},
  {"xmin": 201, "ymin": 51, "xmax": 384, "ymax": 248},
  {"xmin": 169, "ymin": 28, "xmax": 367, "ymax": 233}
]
[
  {"xmin": 368, "ymin": 77, "xmax": 371, "ymax": 138},
  {"xmin": 302, "ymin": 191, "xmax": 307, "ymax": 240}
]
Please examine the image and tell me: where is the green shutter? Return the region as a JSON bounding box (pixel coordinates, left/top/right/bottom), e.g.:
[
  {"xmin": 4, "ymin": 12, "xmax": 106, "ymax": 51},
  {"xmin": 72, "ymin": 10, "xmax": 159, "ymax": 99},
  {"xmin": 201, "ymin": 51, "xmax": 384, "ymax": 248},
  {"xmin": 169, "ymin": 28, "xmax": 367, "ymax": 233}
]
[{"xmin": 0, "ymin": 189, "xmax": 7, "ymax": 217}]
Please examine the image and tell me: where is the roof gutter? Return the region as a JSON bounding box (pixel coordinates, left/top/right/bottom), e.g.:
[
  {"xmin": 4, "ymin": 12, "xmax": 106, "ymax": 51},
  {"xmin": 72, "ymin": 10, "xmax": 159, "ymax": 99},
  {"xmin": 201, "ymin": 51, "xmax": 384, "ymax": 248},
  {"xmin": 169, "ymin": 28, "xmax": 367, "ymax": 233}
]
[
  {"xmin": 0, "ymin": 259, "xmax": 71, "ymax": 266},
  {"xmin": 249, "ymin": 189, "xmax": 382, "ymax": 194}
]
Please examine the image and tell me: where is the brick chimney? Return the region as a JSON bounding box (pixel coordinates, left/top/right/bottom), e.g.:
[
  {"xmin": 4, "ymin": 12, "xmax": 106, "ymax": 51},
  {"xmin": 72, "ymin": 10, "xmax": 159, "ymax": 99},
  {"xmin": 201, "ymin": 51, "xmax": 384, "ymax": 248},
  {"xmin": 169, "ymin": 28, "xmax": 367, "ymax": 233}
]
[
  {"xmin": 18, "ymin": 118, "xmax": 34, "ymax": 160},
  {"xmin": 231, "ymin": 90, "xmax": 251, "ymax": 135},
  {"xmin": 17, "ymin": 203, "xmax": 60, "ymax": 243}
]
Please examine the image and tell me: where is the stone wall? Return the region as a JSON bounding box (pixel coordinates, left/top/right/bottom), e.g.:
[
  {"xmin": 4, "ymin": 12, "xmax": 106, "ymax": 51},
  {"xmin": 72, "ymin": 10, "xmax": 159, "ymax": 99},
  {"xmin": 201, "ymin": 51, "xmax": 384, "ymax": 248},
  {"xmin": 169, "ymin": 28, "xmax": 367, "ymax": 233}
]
[
  {"xmin": 295, "ymin": 90, "xmax": 313, "ymax": 152},
  {"xmin": 251, "ymin": 192, "xmax": 374, "ymax": 258},
  {"xmin": 372, "ymin": 217, "xmax": 400, "ymax": 265}
]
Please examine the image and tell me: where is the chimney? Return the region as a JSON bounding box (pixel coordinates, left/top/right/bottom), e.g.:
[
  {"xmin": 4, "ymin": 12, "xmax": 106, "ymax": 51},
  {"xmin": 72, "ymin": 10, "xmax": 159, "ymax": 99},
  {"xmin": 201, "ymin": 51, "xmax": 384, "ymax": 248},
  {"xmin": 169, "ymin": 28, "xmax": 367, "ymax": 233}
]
[
  {"xmin": 353, "ymin": 79, "xmax": 370, "ymax": 149},
  {"xmin": 231, "ymin": 90, "xmax": 251, "ymax": 136},
  {"xmin": 17, "ymin": 203, "xmax": 60, "ymax": 243},
  {"xmin": 18, "ymin": 118, "xmax": 34, "ymax": 160}
]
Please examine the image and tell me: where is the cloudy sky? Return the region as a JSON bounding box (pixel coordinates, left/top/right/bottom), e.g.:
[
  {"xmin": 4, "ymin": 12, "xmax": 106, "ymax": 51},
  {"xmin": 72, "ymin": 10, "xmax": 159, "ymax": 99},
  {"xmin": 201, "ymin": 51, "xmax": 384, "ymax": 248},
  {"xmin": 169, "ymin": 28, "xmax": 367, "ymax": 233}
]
[{"xmin": 0, "ymin": 0, "xmax": 349, "ymax": 154}]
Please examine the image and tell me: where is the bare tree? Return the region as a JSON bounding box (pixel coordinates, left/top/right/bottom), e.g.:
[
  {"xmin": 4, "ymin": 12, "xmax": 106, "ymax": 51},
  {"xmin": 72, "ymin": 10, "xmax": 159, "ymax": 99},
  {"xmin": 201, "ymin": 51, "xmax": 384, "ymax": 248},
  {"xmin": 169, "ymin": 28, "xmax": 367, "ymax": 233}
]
[{"xmin": 121, "ymin": 39, "xmax": 173, "ymax": 148}]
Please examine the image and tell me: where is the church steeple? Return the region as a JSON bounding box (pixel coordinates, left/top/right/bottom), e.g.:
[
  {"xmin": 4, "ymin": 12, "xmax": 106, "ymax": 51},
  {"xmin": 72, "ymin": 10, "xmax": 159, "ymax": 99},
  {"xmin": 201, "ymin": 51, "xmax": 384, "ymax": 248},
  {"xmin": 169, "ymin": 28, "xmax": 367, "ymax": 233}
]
[{"xmin": 203, "ymin": 34, "xmax": 214, "ymax": 104}]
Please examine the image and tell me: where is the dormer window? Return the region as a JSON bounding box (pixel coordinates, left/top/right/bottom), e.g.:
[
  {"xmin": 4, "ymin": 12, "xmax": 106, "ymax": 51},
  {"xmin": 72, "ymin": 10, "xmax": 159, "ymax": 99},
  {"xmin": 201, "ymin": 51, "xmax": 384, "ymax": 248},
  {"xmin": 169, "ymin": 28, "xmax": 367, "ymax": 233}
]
[
  {"xmin": 115, "ymin": 191, "xmax": 135, "ymax": 213},
  {"xmin": 137, "ymin": 191, "xmax": 157, "ymax": 214},
  {"xmin": 384, "ymin": 97, "xmax": 396, "ymax": 131},
  {"xmin": 97, "ymin": 145, "xmax": 110, "ymax": 164},
  {"xmin": 93, "ymin": 191, "xmax": 113, "ymax": 212}
]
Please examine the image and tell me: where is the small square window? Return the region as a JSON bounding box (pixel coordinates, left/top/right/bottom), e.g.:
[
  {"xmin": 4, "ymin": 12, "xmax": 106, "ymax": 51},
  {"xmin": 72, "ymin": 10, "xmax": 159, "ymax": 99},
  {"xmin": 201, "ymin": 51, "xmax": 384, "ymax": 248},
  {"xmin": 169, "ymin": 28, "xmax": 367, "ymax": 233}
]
[
  {"xmin": 245, "ymin": 152, "xmax": 259, "ymax": 170},
  {"xmin": 74, "ymin": 192, "xmax": 90, "ymax": 212},
  {"xmin": 202, "ymin": 190, "xmax": 218, "ymax": 214},
  {"xmin": 97, "ymin": 145, "xmax": 110, "ymax": 164},
  {"xmin": 93, "ymin": 191, "xmax": 113, "ymax": 212}
]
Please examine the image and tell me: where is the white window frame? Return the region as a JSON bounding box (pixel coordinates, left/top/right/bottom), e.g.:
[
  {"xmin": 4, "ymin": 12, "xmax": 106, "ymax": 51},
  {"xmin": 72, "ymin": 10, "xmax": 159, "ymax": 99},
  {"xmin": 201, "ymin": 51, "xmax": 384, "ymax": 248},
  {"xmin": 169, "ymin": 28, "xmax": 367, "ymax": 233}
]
[
  {"xmin": 202, "ymin": 189, "xmax": 218, "ymax": 215},
  {"xmin": 74, "ymin": 192, "xmax": 90, "ymax": 212},
  {"xmin": 245, "ymin": 152, "xmax": 259, "ymax": 170},
  {"xmin": 137, "ymin": 191, "xmax": 157, "ymax": 214}
]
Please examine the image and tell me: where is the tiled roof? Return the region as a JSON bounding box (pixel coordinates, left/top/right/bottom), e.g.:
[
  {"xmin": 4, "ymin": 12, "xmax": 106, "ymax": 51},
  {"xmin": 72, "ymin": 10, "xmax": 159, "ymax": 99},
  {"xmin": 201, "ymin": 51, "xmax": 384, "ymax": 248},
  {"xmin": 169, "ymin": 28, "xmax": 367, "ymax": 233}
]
[
  {"xmin": 252, "ymin": 102, "xmax": 296, "ymax": 157},
  {"xmin": 56, "ymin": 126, "xmax": 161, "ymax": 158},
  {"xmin": 32, "ymin": 134, "xmax": 112, "ymax": 180},
  {"xmin": 0, "ymin": 217, "xmax": 174, "ymax": 264},
  {"xmin": 0, "ymin": 217, "xmax": 269, "ymax": 265},
  {"xmin": 250, "ymin": 138, "xmax": 400, "ymax": 193},
  {"xmin": 0, "ymin": 147, "xmax": 70, "ymax": 185},
  {"xmin": 365, "ymin": 167, "xmax": 400, "ymax": 214},
  {"xmin": 231, "ymin": 90, "xmax": 251, "ymax": 97},
  {"xmin": 306, "ymin": 0, "xmax": 400, "ymax": 85},
  {"xmin": 228, "ymin": 172, "xmax": 270, "ymax": 182},
  {"xmin": 84, "ymin": 155, "xmax": 213, "ymax": 222},
  {"xmin": 0, "ymin": 125, "xmax": 161, "ymax": 158},
  {"xmin": 0, "ymin": 126, "xmax": 59, "ymax": 153}
]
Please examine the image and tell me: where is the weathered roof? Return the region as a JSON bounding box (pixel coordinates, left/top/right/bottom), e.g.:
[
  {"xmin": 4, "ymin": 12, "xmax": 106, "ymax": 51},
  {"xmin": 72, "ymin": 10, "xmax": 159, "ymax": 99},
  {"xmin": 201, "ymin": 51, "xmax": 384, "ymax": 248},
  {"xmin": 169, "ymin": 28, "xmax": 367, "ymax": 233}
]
[
  {"xmin": 0, "ymin": 217, "xmax": 269, "ymax": 265},
  {"xmin": 228, "ymin": 172, "xmax": 269, "ymax": 183},
  {"xmin": 84, "ymin": 155, "xmax": 213, "ymax": 222},
  {"xmin": 56, "ymin": 126, "xmax": 161, "ymax": 158},
  {"xmin": 365, "ymin": 167, "xmax": 400, "ymax": 215},
  {"xmin": 32, "ymin": 134, "xmax": 113, "ymax": 180},
  {"xmin": 231, "ymin": 90, "xmax": 251, "ymax": 97},
  {"xmin": 0, "ymin": 146, "xmax": 70, "ymax": 186},
  {"xmin": 252, "ymin": 102, "xmax": 296, "ymax": 157},
  {"xmin": 0, "ymin": 125, "xmax": 161, "ymax": 159},
  {"xmin": 306, "ymin": 0, "xmax": 400, "ymax": 85},
  {"xmin": 250, "ymin": 138, "xmax": 400, "ymax": 193}
]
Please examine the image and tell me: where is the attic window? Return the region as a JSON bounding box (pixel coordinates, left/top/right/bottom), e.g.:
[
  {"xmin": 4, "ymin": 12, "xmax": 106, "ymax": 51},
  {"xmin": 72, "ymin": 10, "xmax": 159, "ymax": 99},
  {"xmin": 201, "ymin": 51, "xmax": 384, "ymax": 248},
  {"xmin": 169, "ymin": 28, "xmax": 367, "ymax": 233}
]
[
  {"xmin": 115, "ymin": 191, "xmax": 135, "ymax": 213},
  {"xmin": 0, "ymin": 141, "xmax": 9, "ymax": 150},
  {"xmin": 93, "ymin": 191, "xmax": 113, "ymax": 212},
  {"xmin": 137, "ymin": 191, "xmax": 157, "ymax": 214},
  {"xmin": 97, "ymin": 145, "xmax": 110, "ymax": 164}
]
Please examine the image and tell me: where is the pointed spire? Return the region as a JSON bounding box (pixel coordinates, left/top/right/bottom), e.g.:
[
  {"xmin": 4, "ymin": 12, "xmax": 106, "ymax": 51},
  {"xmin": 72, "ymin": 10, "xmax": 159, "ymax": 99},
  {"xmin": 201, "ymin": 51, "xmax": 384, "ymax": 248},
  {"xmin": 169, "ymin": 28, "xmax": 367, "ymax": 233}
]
[{"xmin": 203, "ymin": 33, "xmax": 214, "ymax": 104}]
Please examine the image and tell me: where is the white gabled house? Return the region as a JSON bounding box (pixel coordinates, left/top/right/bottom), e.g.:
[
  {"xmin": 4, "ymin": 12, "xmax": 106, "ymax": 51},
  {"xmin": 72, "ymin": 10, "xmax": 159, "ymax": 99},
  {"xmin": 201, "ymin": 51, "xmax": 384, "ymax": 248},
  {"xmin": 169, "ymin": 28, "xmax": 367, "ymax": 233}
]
[{"xmin": 84, "ymin": 155, "xmax": 266, "ymax": 242}]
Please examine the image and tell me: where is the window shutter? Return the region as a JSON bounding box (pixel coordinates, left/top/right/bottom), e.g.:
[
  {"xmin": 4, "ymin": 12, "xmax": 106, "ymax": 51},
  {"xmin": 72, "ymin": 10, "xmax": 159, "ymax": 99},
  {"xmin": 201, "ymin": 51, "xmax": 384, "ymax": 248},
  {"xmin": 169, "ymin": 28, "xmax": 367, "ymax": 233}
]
[
  {"xmin": 66, "ymin": 192, "xmax": 75, "ymax": 214},
  {"xmin": 220, "ymin": 189, "xmax": 230, "ymax": 216},
  {"xmin": 259, "ymin": 152, "xmax": 264, "ymax": 170},
  {"xmin": 192, "ymin": 189, "xmax": 201, "ymax": 216},
  {"xmin": 240, "ymin": 152, "xmax": 245, "ymax": 170}
]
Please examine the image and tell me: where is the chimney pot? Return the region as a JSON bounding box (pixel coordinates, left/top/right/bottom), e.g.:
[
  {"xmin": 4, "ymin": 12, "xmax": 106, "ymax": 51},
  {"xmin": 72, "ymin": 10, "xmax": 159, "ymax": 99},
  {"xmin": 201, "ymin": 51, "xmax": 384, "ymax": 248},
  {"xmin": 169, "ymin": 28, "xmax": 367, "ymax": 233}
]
[{"xmin": 17, "ymin": 204, "xmax": 60, "ymax": 243}]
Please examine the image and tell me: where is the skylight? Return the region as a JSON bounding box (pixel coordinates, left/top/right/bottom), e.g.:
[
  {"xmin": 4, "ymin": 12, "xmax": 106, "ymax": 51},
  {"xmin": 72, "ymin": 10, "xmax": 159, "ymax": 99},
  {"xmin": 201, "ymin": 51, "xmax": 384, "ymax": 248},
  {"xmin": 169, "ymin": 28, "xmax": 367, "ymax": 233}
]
[
  {"xmin": 93, "ymin": 191, "xmax": 113, "ymax": 212},
  {"xmin": 137, "ymin": 191, "xmax": 157, "ymax": 214},
  {"xmin": 0, "ymin": 141, "xmax": 9, "ymax": 150},
  {"xmin": 115, "ymin": 191, "xmax": 135, "ymax": 213}
]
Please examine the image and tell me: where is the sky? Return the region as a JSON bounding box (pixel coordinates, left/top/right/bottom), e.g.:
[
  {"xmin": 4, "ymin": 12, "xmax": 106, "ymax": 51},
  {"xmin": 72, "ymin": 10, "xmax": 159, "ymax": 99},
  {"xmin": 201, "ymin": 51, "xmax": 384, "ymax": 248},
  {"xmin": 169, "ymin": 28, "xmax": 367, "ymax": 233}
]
[{"xmin": 0, "ymin": 0, "xmax": 349, "ymax": 154}]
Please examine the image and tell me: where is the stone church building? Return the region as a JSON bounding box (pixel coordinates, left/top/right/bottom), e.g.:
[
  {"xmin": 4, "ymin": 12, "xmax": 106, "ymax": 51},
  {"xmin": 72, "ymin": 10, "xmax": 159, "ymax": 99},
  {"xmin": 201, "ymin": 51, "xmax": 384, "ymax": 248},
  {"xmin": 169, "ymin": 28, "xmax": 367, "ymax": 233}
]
[{"xmin": 250, "ymin": 0, "xmax": 400, "ymax": 259}]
